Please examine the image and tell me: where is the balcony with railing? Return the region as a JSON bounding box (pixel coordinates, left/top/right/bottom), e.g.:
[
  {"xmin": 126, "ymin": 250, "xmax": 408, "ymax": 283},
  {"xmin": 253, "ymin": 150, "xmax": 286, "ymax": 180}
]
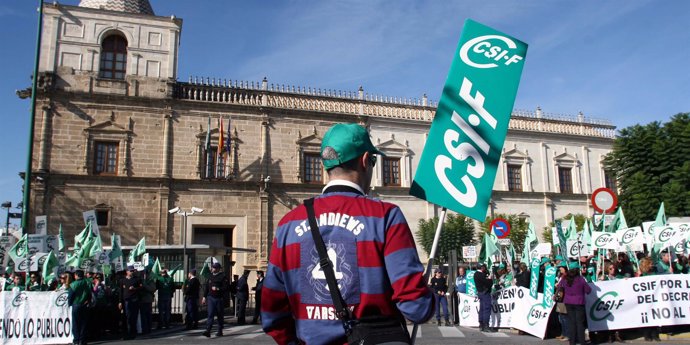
[{"xmin": 172, "ymin": 76, "xmax": 615, "ymax": 139}]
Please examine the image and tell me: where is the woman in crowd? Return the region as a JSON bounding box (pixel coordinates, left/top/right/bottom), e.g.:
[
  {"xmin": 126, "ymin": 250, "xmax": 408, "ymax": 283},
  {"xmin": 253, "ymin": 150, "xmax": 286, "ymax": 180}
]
[
  {"xmin": 557, "ymin": 263, "xmax": 591, "ymax": 345},
  {"xmin": 638, "ymin": 257, "xmax": 661, "ymax": 341},
  {"xmin": 616, "ymin": 253, "xmax": 635, "ymax": 278},
  {"xmin": 555, "ymin": 264, "xmax": 569, "ymax": 341}
]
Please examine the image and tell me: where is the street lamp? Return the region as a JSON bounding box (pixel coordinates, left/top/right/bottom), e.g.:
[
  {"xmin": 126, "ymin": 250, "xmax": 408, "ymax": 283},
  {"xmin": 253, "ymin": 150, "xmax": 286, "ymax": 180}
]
[
  {"xmin": 169, "ymin": 206, "xmax": 204, "ymax": 275},
  {"xmin": 1, "ymin": 202, "xmax": 11, "ymax": 235}
]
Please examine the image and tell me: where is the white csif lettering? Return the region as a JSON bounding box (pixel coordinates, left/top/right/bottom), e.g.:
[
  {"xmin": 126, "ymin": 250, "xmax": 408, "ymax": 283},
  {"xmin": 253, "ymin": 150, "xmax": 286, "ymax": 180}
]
[{"xmin": 433, "ymin": 77, "xmax": 496, "ymax": 208}]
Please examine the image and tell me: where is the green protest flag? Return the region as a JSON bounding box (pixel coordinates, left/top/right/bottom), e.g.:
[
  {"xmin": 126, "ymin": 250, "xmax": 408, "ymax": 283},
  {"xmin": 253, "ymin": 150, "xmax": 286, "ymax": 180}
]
[
  {"xmin": 506, "ymin": 242, "xmax": 516, "ymax": 265},
  {"xmin": 529, "ymin": 257, "xmax": 541, "ymax": 299},
  {"xmin": 109, "ymin": 234, "xmax": 122, "ymax": 261},
  {"xmin": 64, "ymin": 252, "xmax": 79, "ymax": 268},
  {"xmin": 465, "ymin": 270, "xmax": 476, "ymax": 296},
  {"xmin": 58, "ymin": 224, "xmax": 65, "ymax": 252},
  {"xmin": 169, "ymin": 263, "xmax": 183, "ymax": 278},
  {"xmin": 555, "ymin": 220, "xmax": 567, "ymax": 252},
  {"xmin": 199, "ymin": 262, "xmax": 210, "ymax": 279},
  {"xmin": 42, "ymin": 251, "xmax": 58, "ymax": 282},
  {"xmin": 88, "ymin": 234, "xmax": 102, "ymax": 258},
  {"xmin": 408, "ymin": 19, "xmax": 528, "ymax": 221},
  {"xmin": 521, "ymin": 221, "xmax": 538, "ymax": 265},
  {"xmin": 566, "ymin": 218, "xmax": 579, "ymax": 241},
  {"xmin": 74, "ymin": 223, "xmax": 91, "ymax": 248},
  {"xmin": 478, "ymin": 233, "xmax": 499, "ymax": 267},
  {"xmin": 152, "ymin": 258, "xmax": 162, "ymax": 277},
  {"xmin": 654, "ymin": 202, "xmax": 666, "ymax": 226},
  {"xmin": 542, "ymin": 266, "xmax": 557, "ymax": 308},
  {"xmin": 607, "ymin": 207, "xmax": 628, "ymax": 233},
  {"xmin": 128, "ymin": 237, "xmax": 146, "ymax": 263},
  {"xmin": 581, "ymin": 221, "xmax": 593, "ymax": 249},
  {"xmin": 8, "ymin": 234, "xmax": 28, "ymax": 263}
]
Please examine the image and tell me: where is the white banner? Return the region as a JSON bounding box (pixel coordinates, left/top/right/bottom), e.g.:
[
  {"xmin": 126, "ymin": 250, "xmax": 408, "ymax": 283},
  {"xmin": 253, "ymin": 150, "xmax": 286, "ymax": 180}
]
[
  {"xmin": 530, "ymin": 243, "xmax": 552, "ymax": 259},
  {"xmin": 615, "ymin": 227, "xmax": 644, "ymax": 252},
  {"xmin": 27, "ymin": 235, "xmax": 45, "ymax": 256},
  {"xmin": 458, "ymin": 287, "xmax": 550, "ymax": 338},
  {"xmin": 0, "ymin": 291, "xmax": 72, "ymax": 344},
  {"xmin": 586, "ymin": 275, "xmax": 690, "ymax": 331}
]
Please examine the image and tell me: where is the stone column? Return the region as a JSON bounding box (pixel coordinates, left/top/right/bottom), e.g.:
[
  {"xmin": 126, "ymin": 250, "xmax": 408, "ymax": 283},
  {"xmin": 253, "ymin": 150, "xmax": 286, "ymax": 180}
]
[
  {"xmin": 38, "ymin": 104, "xmax": 52, "ymax": 173},
  {"xmin": 161, "ymin": 110, "xmax": 173, "ymax": 178}
]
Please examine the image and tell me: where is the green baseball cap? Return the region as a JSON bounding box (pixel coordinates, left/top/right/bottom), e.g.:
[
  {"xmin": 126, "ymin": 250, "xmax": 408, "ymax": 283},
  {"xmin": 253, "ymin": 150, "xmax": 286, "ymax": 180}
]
[{"xmin": 321, "ymin": 123, "xmax": 384, "ymax": 170}]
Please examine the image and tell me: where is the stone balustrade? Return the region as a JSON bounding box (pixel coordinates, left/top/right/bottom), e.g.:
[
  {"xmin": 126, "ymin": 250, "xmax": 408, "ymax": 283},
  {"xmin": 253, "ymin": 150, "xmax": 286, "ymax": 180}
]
[{"xmin": 173, "ymin": 77, "xmax": 615, "ymax": 138}]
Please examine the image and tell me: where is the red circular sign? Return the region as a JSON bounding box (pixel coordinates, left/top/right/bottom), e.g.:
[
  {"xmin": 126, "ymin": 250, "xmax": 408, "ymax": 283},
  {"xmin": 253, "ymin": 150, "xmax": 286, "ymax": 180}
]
[
  {"xmin": 591, "ymin": 187, "xmax": 617, "ymax": 213},
  {"xmin": 490, "ymin": 218, "xmax": 511, "ymax": 239}
]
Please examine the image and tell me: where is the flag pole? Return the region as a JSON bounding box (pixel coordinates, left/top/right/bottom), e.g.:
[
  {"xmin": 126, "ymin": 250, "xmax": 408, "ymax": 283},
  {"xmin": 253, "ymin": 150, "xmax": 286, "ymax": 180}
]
[{"xmin": 410, "ymin": 207, "xmax": 447, "ymax": 343}]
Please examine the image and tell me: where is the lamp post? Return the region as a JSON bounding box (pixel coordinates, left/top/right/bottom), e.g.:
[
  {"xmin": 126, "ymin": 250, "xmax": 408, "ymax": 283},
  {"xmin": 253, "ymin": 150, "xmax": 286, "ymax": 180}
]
[
  {"xmin": 1, "ymin": 202, "xmax": 11, "ymax": 235},
  {"xmin": 169, "ymin": 207, "xmax": 203, "ymax": 275}
]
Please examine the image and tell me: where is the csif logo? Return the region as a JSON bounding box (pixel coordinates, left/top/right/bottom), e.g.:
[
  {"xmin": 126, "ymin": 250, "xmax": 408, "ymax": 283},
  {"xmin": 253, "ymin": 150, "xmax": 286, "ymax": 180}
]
[
  {"xmin": 17, "ymin": 259, "xmax": 29, "ymax": 272},
  {"xmin": 568, "ymin": 242, "xmax": 581, "ymax": 257},
  {"xmin": 657, "ymin": 227, "xmax": 675, "ymax": 243},
  {"xmin": 595, "ymin": 233, "xmax": 614, "ymax": 248},
  {"xmin": 527, "ymin": 303, "xmax": 548, "ymax": 326},
  {"xmin": 589, "ymin": 291, "xmax": 624, "ymax": 321},
  {"xmin": 55, "ymin": 292, "xmax": 69, "ymax": 307},
  {"xmin": 12, "ymin": 293, "xmax": 28, "ymax": 307},
  {"xmin": 460, "ymin": 299, "xmax": 471, "ymax": 319},
  {"xmin": 459, "ymin": 35, "xmax": 524, "ymax": 69},
  {"xmin": 621, "ymin": 229, "xmax": 636, "ymax": 244}
]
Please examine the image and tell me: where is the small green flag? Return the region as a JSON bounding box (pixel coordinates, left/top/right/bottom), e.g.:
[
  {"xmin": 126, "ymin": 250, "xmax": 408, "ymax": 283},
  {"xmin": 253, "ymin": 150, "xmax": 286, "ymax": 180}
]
[
  {"xmin": 478, "ymin": 233, "xmax": 499, "ymax": 267},
  {"xmin": 152, "ymin": 258, "xmax": 162, "ymax": 278},
  {"xmin": 58, "ymin": 224, "xmax": 65, "ymax": 252},
  {"xmin": 42, "ymin": 251, "xmax": 59, "ymax": 282},
  {"xmin": 87, "ymin": 234, "xmax": 103, "ymax": 258},
  {"xmin": 521, "ymin": 221, "xmax": 538, "ymax": 265},
  {"xmin": 654, "ymin": 202, "xmax": 666, "ymax": 226},
  {"xmin": 8, "ymin": 234, "xmax": 28, "ymax": 263},
  {"xmin": 566, "ymin": 218, "xmax": 579, "ymax": 241},
  {"xmin": 199, "ymin": 262, "xmax": 210, "ymax": 279},
  {"xmin": 128, "ymin": 237, "xmax": 146, "ymax": 263},
  {"xmin": 607, "ymin": 207, "xmax": 628, "ymax": 232},
  {"xmin": 109, "ymin": 234, "xmax": 122, "ymax": 261}
]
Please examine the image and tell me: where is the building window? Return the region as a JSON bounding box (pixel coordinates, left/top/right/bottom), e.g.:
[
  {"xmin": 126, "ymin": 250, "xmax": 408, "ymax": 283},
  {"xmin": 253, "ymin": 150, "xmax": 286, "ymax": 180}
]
[
  {"xmin": 203, "ymin": 147, "xmax": 226, "ymax": 179},
  {"xmin": 507, "ymin": 164, "xmax": 522, "ymax": 191},
  {"xmin": 95, "ymin": 209, "xmax": 110, "ymax": 227},
  {"xmin": 94, "ymin": 141, "xmax": 118, "ymax": 175},
  {"xmin": 303, "ymin": 153, "xmax": 323, "ymax": 183},
  {"xmin": 99, "ymin": 35, "xmax": 127, "ymax": 79},
  {"xmin": 559, "ymin": 167, "xmax": 573, "ymax": 193},
  {"xmin": 604, "ymin": 171, "xmax": 617, "ymax": 194},
  {"xmin": 382, "ymin": 157, "xmax": 401, "ymax": 186}
]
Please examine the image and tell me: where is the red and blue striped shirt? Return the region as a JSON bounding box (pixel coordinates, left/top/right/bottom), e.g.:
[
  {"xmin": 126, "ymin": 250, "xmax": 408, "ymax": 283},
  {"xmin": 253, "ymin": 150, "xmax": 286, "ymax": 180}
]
[{"xmin": 261, "ymin": 184, "xmax": 433, "ymax": 344}]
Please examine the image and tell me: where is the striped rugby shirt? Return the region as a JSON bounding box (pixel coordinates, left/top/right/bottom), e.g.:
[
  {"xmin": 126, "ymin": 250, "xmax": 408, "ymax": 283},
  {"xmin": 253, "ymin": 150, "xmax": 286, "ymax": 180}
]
[{"xmin": 261, "ymin": 181, "xmax": 434, "ymax": 345}]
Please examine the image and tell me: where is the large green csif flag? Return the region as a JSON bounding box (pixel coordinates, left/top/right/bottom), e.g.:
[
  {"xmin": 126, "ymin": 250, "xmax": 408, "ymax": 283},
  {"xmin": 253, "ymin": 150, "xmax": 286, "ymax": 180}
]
[
  {"xmin": 478, "ymin": 232, "xmax": 499, "ymax": 266},
  {"xmin": 128, "ymin": 237, "xmax": 146, "ymax": 263},
  {"xmin": 410, "ymin": 19, "xmax": 528, "ymax": 221}
]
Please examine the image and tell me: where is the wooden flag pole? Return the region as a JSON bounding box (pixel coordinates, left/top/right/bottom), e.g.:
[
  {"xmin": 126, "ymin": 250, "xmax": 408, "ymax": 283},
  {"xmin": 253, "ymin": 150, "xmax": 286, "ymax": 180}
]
[{"xmin": 410, "ymin": 207, "xmax": 447, "ymax": 344}]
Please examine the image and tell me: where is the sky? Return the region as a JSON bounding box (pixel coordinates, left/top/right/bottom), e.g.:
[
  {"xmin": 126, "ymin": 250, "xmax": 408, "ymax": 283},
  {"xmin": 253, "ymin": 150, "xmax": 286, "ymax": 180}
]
[{"xmin": 0, "ymin": 0, "xmax": 689, "ymax": 227}]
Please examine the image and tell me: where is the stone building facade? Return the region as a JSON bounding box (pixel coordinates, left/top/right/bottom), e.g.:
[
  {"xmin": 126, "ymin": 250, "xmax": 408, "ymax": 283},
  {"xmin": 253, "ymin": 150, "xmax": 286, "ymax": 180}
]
[{"xmin": 25, "ymin": 1, "xmax": 616, "ymax": 274}]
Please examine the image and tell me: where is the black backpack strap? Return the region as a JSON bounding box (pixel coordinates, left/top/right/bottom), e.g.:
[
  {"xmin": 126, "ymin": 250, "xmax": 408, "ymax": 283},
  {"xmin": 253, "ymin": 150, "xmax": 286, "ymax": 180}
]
[{"xmin": 304, "ymin": 198, "xmax": 351, "ymax": 321}]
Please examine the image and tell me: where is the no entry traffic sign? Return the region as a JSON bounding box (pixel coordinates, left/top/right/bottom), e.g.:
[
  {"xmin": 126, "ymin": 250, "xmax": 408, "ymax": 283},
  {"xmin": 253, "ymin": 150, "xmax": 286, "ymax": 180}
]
[
  {"xmin": 591, "ymin": 187, "xmax": 617, "ymax": 213},
  {"xmin": 491, "ymin": 218, "xmax": 511, "ymax": 239}
]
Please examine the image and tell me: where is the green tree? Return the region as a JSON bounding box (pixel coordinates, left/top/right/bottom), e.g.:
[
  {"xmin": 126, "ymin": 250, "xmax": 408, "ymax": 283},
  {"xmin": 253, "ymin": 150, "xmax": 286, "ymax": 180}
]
[
  {"xmin": 604, "ymin": 113, "xmax": 690, "ymax": 225},
  {"xmin": 479, "ymin": 214, "xmax": 528, "ymax": 254},
  {"xmin": 416, "ymin": 213, "xmax": 476, "ymax": 264}
]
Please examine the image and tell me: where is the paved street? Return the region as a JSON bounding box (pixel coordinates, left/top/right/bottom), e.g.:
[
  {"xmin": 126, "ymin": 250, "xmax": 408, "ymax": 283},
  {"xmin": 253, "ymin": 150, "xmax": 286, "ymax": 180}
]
[{"xmin": 84, "ymin": 316, "xmax": 690, "ymax": 345}]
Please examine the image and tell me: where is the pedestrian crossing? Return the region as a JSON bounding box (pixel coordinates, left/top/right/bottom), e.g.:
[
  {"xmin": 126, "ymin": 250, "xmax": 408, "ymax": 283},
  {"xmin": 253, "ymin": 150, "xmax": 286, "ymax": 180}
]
[{"xmin": 164, "ymin": 323, "xmax": 513, "ymax": 340}]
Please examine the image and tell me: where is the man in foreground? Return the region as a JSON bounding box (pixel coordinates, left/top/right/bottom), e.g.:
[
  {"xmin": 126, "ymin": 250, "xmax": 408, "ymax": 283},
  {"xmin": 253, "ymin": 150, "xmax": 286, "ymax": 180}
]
[
  {"xmin": 202, "ymin": 262, "xmax": 229, "ymax": 337},
  {"xmin": 261, "ymin": 123, "xmax": 434, "ymax": 344}
]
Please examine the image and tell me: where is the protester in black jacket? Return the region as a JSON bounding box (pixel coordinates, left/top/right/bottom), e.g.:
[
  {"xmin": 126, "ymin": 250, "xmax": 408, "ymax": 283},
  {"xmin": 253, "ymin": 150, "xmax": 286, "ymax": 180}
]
[
  {"xmin": 430, "ymin": 269, "xmax": 451, "ymax": 326},
  {"xmin": 236, "ymin": 270, "xmax": 250, "ymax": 325},
  {"xmin": 515, "ymin": 262, "xmax": 530, "ymax": 288},
  {"xmin": 474, "ymin": 263, "xmax": 495, "ymax": 332},
  {"xmin": 202, "ymin": 263, "xmax": 230, "ymax": 337},
  {"xmin": 183, "ymin": 269, "xmax": 201, "ymax": 330},
  {"xmin": 251, "ymin": 271, "xmax": 264, "ymax": 324}
]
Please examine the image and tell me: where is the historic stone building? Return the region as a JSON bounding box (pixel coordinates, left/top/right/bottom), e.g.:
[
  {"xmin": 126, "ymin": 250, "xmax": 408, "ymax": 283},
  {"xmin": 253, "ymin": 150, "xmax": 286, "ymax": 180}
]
[{"xmin": 25, "ymin": 0, "xmax": 616, "ymax": 274}]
